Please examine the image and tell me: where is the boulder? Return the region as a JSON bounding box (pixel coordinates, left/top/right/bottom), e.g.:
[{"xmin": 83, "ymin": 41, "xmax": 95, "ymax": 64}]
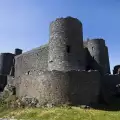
[{"xmin": 21, "ymin": 96, "xmax": 38, "ymax": 107}]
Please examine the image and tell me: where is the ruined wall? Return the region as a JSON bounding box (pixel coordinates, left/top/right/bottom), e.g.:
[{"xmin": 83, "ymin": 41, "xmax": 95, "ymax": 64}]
[
  {"xmin": 15, "ymin": 44, "xmax": 48, "ymax": 77},
  {"xmin": 48, "ymin": 17, "xmax": 86, "ymax": 71},
  {"xmin": 15, "ymin": 70, "xmax": 100, "ymax": 106}
]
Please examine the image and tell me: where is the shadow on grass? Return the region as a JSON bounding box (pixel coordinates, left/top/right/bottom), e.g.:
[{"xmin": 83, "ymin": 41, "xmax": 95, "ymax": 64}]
[{"xmin": 91, "ymin": 99, "xmax": 120, "ymax": 111}]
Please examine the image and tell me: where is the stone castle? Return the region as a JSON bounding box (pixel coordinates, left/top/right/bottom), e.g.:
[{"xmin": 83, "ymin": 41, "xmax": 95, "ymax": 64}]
[{"xmin": 0, "ymin": 16, "xmax": 120, "ymax": 106}]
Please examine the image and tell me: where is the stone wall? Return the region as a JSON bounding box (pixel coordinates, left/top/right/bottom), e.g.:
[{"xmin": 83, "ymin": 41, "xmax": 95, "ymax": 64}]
[
  {"xmin": 101, "ymin": 74, "xmax": 120, "ymax": 104},
  {"xmin": 15, "ymin": 70, "xmax": 100, "ymax": 106},
  {"xmin": 15, "ymin": 44, "xmax": 48, "ymax": 77}
]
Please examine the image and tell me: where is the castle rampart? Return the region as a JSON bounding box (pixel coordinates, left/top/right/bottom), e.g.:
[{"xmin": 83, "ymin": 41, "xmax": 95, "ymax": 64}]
[
  {"xmin": 15, "ymin": 45, "xmax": 48, "ymax": 77},
  {"xmin": 15, "ymin": 70, "xmax": 100, "ymax": 106}
]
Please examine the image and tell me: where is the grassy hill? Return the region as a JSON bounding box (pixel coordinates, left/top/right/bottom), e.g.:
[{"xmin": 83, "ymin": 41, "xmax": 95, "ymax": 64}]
[{"xmin": 0, "ymin": 106, "xmax": 120, "ymax": 120}]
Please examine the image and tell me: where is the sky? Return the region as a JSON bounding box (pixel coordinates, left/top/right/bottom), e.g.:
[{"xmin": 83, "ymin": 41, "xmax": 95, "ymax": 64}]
[{"xmin": 0, "ymin": 0, "xmax": 120, "ymax": 71}]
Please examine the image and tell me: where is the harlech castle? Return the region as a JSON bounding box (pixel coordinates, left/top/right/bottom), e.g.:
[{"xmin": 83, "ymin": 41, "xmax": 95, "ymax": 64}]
[{"xmin": 0, "ymin": 16, "xmax": 120, "ymax": 106}]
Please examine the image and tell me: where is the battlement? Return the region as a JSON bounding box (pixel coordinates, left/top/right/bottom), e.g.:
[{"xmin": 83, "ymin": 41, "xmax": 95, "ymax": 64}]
[
  {"xmin": 50, "ymin": 16, "xmax": 82, "ymax": 28},
  {"xmin": 87, "ymin": 38, "xmax": 105, "ymax": 46}
]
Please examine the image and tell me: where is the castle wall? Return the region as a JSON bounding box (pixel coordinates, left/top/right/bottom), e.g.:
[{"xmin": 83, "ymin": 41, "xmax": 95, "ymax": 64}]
[
  {"xmin": 48, "ymin": 17, "xmax": 86, "ymax": 71},
  {"xmin": 15, "ymin": 70, "xmax": 100, "ymax": 106},
  {"xmin": 101, "ymin": 74, "xmax": 120, "ymax": 104},
  {"xmin": 15, "ymin": 44, "xmax": 48, "ymax": 77},
  {"xmin": 0, "ymin": 53, "xmax": 14, "ymax": 75}
]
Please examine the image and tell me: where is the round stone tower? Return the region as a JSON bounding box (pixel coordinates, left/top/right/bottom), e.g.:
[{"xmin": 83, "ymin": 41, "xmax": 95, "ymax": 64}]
[
  {"xmin": 113, "ymin": 65, "xmax": 120, "ymax": 74},
  {"xmin": 87, "ymin": 38, "xmax": 110, "ymax": 74},
  {"xmin": 15, "ymin": 48, "xmax": 22, "ymax": 56},
  {"xmin": 48, "ymin": 17, "xmax": 85, "ymax": 71},
  {"xmin": 0, "ymin": 53, "xmax": 14, "ymax": 75}
]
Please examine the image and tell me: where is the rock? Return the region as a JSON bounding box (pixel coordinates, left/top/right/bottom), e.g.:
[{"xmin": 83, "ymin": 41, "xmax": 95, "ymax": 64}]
[
  {"xmin": 21, "ymin": 96, "xmax": 38, "ymax": 107},
  {"xmin": 36, "ymin": 103, "xmax": 41, "ymax": 108},
  {"xmin": 15, "ymin": 99, "xmax": 25, "ymax": 108},
  {"xmin": 0, "ymin": 92, "xmax": 4, "ymax": 99},
  {"xmin": 46, "ymin": 103, "xmax": 54, "ymax": 108},
  {"xmin": 80, "ymin": 105, "xmax": 90, "ymax": 109},
  {"xmin": 3, "ymin": 84, "xmax": 16, "ymax": 96},
  {"xmin": 0, "ymin": 84, "xmax": 16, "ymax": 104}
]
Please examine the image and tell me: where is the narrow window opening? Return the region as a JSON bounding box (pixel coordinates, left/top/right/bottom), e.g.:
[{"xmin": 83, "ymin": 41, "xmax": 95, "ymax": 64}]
[
  {"xmin": 27, "ymin": 71, "xmax": 30, "ymax": 75},
  {"xmin": 92, "ymin": 47, "xmax": 94, "ymax": 50},
  {"xmin": 66, "ymin": 45, "xmax": 71, "ymax": 53},
  {"xmin": 49, "ymin": 60, "xmax": 53, "ymax": 63}
]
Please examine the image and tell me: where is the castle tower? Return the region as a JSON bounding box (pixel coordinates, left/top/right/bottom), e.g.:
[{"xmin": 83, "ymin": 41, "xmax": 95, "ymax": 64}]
[
  {"xmin": 87, "ymin": 39, "xmax": 110, "ymax": 74},
  {"xmin": 0, "ymin": 53, "xmax": 14, "ymax": 75},
  {"xmin": 113, "ymin": 65, "xmax": 120, "ymax": 74},
  {"xmin": 15, "ymin": 48, "xmax": 22, "ymax": 56},
  {"xmin": 48, "ymin": 17, "xmax": 86, "ymax": 71}
]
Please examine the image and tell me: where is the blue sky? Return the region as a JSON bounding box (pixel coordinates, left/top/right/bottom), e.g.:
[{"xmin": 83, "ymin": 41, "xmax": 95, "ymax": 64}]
[{"xmin": 0, "ymin": 0, "xmax": 119, "ymax": 71}]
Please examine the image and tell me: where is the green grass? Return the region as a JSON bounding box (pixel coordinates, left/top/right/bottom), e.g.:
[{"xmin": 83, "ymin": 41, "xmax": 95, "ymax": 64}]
[{"xmin": 0, "ymin": 106, "xmax": 120, "ymax": 120}]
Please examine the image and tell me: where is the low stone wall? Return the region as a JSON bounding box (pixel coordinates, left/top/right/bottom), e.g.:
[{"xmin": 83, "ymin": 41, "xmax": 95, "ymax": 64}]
[{"xmin": 15, "ymin": 70, "xmax": 100, "ymax": 106}]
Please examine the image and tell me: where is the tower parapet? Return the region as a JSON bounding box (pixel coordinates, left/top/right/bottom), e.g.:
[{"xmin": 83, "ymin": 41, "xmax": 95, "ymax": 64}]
[{"xmin": 48, "ymin": 17, "xmax": 85, "ymax": 71}]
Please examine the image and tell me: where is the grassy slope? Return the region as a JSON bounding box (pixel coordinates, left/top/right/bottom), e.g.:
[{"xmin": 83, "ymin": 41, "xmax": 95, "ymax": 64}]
[{"xmin": 0, "ymin": 107, "xmax": 120, "ymax": 120}]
